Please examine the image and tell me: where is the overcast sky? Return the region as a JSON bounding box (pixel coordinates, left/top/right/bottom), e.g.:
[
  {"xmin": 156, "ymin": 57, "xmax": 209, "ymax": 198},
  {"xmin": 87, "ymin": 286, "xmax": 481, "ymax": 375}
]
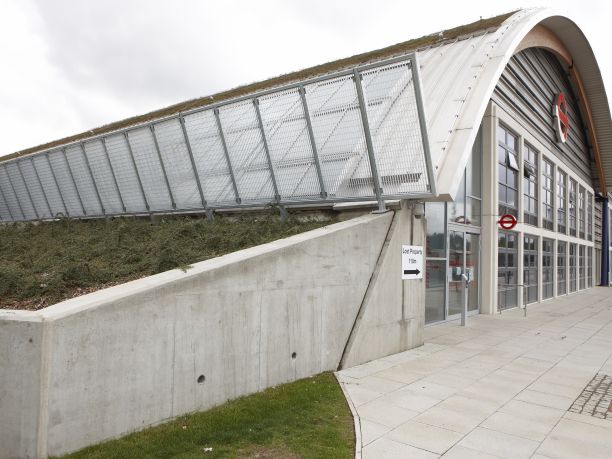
[{"xmin": 0, "ymin": 0, "xmax": 610, "ymax": 157}]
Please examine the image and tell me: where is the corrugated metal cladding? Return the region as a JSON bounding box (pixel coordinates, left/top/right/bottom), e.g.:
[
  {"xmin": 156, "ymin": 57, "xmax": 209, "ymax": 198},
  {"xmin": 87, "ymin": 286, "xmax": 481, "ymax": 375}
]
[{"xmin": 492, "ymin": 48, "xmax": 593, "ymax": 185}]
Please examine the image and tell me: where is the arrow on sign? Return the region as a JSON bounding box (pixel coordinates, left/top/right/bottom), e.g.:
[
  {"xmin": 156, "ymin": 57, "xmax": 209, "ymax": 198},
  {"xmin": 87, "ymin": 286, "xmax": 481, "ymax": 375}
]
[{"xmin": 403, "ymin": 269, "xmax": 421, "ymax": 275}]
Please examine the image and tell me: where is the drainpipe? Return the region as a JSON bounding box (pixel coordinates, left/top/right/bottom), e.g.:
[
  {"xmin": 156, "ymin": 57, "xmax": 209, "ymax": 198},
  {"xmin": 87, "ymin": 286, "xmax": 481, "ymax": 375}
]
[{"xmin": 601, "ymin": 197, "xmax": 609, "ymax": 286}]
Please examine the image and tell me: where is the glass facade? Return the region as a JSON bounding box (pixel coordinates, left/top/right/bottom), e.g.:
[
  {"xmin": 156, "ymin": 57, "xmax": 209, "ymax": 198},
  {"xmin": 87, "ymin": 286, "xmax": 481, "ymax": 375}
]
[
  {"xmin": 579, "ymin": 245, "xmax": 586, "ymax": 290},
  {"xmin": 570, "ymin": 243, "xmax": 577, "ymax": 292},
  {"xmin": 557, "ymin": 241, "xmax": 567, "ymax": 295},
  {"xmin": 542, "ymin": 238, "xmax": 554, "ymax": 299},
  {"xmin": 542, "ymin": 158, "xmax": 554, "ymax": 230},
  {"xmin": 498, "ymin": 125, "xmax": 519, "ymax": 218},
  {"xmin": 587, "ymin": 192, "xmax": 593, "ymax": 241},
  {"xmin": 425, "ymin": 201, "xmax": 446, "ymax": 324},
  {"xmin": 569, "ymin": 179, "xmax": 577, "ymax": 237},
  {"xmin": 523, "ymin": 144, "xmax": 538, "ymax": 226},
  {"xmin": 498, "ymin": 230, "xmax": 518, "ymax": 309},
  {"xmin": 523, "ymin": 235, "xmax": 538, "ymax": 303},
  {"xmin": 557, "ymin": 170, "xmax": 567, "ymax": 234},
  {"xmin": 579, "ymin": 186, "xmax": 586, "ymax": 239}
]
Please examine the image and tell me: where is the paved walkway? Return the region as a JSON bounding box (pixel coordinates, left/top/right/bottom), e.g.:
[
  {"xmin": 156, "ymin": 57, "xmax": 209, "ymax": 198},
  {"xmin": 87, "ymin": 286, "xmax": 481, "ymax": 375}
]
[{"xmin": 337, "ymin": 288, "xmax": 612, "ymax": 458}]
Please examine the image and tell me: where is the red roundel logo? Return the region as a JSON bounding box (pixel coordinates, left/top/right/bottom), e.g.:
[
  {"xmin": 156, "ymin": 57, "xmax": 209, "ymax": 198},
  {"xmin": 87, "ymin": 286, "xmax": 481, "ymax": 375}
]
[
  {"xmin": 553, "ymin": 92, "xmax": 569, "ymax": 144},
  {"xmin": 497, "ymin": 214, "xmax": 517, "ymax": 230}
]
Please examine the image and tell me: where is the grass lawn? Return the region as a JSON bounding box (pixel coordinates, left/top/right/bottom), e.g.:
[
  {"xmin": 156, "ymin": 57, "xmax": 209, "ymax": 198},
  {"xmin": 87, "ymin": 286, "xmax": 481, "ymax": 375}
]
[
  {"xmin": 0, "ymin": 213, "xmax": 335, "ymax": 310},
  {"xmin": 54, "ymin": 372, "xmax": 354, "ymax": 459}
]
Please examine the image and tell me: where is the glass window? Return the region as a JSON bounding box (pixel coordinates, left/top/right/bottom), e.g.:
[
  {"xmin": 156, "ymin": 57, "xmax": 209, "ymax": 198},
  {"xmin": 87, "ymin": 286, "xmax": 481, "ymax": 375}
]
[
  {"xmin": 588, "ymin": 246, "xmax": 593, "ymax": 287},
  {"xmin": 466, "ymin": 131, "xmax": 482, "ymax": 226},
  {"xmin": 498, "ymin": 230, "xmax": 518, "ymax": 310},
  {"xmin": 523, "ymin": 144, "xmax": 538, "ymax": 226},
  {"xmin": 579, "ymin": 245, "xmax": 586, "ymax": 289},
  {"xmin": 449, "ymin": 175, "xmax": 466, "ymax": 224},
  {"xmin": 569, "ymin": 179, "xmax": 577, "ymax": 237},
  {"xmin": 542, "ymin": 238, "xmax": 554, "ymax": 299},
  {"xmin": 542, "ymin": 159, "xmax": 554, "ymax": 230},
  {"xmin": 425, "ymin": 202, "xmax": 446, "ymax": 258},
  {"xmin": 425, "ymin": 260, "xmax": 446, "ymax": 323},
  {"xmin": 570, "ymin": 243, "xmax": 577, "ymax": 292},
  {"xmin": 557, "ymin": 241, "xmax": 567, "ymax": 295},
  {"xmin": 587, "ymin": 192, "xmax": 593, "ymax": 241},
  {"xmin": 579, "ymin": 186, "xmax": 586, "ymax": 239},
  {"xmin": 557, "ymin": 170, "xmax": 566, "ymax": 234},
  {"xmin": 524, "ymin": 235, "xmax": 538, "ymax": 303},
  {"xmin": 498, "ymin": 125, "xmax": 518, "ymax": 218}
]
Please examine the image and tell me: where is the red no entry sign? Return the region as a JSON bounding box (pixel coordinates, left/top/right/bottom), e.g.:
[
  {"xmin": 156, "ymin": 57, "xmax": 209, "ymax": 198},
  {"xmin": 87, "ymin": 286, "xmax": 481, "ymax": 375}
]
[{"xmin": 498, "ymin": 214, "xmax": 517, "ymax": 230}]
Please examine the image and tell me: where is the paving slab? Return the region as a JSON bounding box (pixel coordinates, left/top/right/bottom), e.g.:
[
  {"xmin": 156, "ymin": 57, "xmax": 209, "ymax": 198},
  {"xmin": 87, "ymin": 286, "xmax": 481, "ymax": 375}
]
[{"xmin": 338, "ymin": 288, "xmax": 612, "ymax": 458}]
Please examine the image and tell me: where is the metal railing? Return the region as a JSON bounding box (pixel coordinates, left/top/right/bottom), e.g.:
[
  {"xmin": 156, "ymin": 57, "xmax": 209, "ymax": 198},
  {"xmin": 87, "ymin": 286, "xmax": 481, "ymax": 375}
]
[{"xmin": 0, "ymin": 53, "xmax": 436, "ymax": 222}]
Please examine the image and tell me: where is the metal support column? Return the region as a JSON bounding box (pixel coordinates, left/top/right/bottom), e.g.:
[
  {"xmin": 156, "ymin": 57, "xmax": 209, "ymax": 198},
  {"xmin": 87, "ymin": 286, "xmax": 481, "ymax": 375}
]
[
  {"xmin": 46, "ymin": 153, "xmax": 69, "ymax": 217},
  {"xmin": 179, "ymin": 115, "xmax": 207, "ymax": 209},
  {"xmin": 253, "ymin": 98, "xmax": 285, "ymax": 220},
  {"xmin": 601, "ymin": 197, "xmax": 609, "ymax": 286},
  {"xmin": 62, "ymin": 149, "xmax": 87, "ymax": 216},
  {"xmin": 298, "ymin": 86, "xmax": 327, "ymax": 198},
  {"xmin": 30, "ymin": 158, "xmax": 53, "ymax": 218},
  {"xmin": 101, "ymin": 138, "xmax": 126, "ymax": 213},
  {"xmin": 3, "ymin": 165, "xmax": 26, "ymax": 220},
  {"xmin": 123, "ymin": 132, "xmax": 150, "ymax": 212},
  {"xmin": 353, "ymin": 69, "xmax": 386, "ymax": 213},
  {"xmin": 410, "ymin": 53, "xmax": 437, "ymax": 196},
  {"xmin": 16, "ymin": 160, "xmax": 40, "ymax": 219},
  {"xmin": 0, "ymin": 180, "xmax": 15, "ymax": 221},
  {"xmin": 80, "ymin": 143, "xmax": 105, "ymax": 215},
  {"xmin": 214, "ymin": 108, "xmax": 241, "ymax": 204},
  {"xmin": 150, "ymin": 125, "xmax": 176, "ymax": 209}
]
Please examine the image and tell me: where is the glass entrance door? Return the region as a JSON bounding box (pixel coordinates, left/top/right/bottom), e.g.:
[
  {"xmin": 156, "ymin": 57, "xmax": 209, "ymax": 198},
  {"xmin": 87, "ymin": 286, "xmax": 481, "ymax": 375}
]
[{"xmin": 448, "ymin": 230, "xmax": 480, "ymax": 318}]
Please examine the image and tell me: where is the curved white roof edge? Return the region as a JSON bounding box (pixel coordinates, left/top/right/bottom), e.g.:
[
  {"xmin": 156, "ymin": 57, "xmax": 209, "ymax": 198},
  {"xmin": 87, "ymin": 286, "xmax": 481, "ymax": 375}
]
[{"xmin": 426, "ymin": 7, "xmax": 611, "ymax": 199}]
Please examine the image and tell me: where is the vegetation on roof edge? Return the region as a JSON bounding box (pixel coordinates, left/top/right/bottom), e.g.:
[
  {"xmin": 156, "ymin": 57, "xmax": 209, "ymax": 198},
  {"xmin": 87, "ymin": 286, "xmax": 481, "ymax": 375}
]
[{"xmin": 2, "ymin": 10, "xmax": 517, "ymax": 163}]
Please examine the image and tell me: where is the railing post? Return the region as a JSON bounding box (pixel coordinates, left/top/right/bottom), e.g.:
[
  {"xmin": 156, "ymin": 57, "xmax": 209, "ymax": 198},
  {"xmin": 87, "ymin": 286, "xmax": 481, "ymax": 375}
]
[
  {"xmin": 30, "ymin": 158, "xmax": 53, "ymax": 218},
  {"xmin": 179, "ymin": 115, "xmax": 207, "ymax": 209},
  {"xmin": 353, "ymin": 69, "xmax": 386, "ymax": 213},
  {"xmin": 62, "ymin": 148, "xmax": 87, "ymax": 216},
  {"xmin": 16, "ymin": 160, "xmax": 40, "ymax": 220},
  {"xmin": 214, "ymin": 108, "xmax": 241, "ymax": 204},
  {"xmin": 0, "ymin": 181, "xmax": 15, "ymax": 221},
  {"xmin": 253, "ymin": 98, "xmax": 284, "ymax": 215},
  {"xmin": 123, "ymin": 132, "xmax": 150, "ymax": 212},
  {"xmin": 101, "ymin": 138, "xmax": 126, "ymax": 213},
  {"xmin": 46, "ymin": 153, "xmax": 69, "ymax": 217},
  {"xmin": 80, "ymin": 143, "xmax": 105, "ymax": 215},
  {"xmin": 3, "ymin": 165, "xmax": 26, "ymax": 220},
  {"xmin": 150, "ymin": 125, "xmax": 176, "ymax": 209},
  {"xmin": 410, "ymin": 53, "xmax": 437, "ymax": 196},
  {"xmin": 298, "ymin": 86, "xmax": 327, "ymax": 198}
]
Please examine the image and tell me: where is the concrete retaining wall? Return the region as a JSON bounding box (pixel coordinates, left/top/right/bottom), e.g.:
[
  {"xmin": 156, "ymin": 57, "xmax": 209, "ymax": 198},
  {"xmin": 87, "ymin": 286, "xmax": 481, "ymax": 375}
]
[{"xmin": 0, "ymin": 208, "xmax": 425, "ymax": 458}]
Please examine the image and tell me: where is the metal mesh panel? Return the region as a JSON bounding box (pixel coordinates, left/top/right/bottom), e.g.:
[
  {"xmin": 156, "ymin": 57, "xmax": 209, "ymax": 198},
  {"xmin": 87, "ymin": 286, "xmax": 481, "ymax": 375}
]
[
  {"xmin": 304, "ymin": 74, "xmax": 374, "ymax": 198},
  {"xmin": 0, "ymin": 166, "xmax": 23, "ymax": 220},
  {"xmin": 258, "ymin": 88, "xmax": 322, "ymax": 200},
  {"xmin": 65, "ymin": 145, "xmax": 103, "ymax": 216},
  {"xmin": 83, "ymin": 140, "xmax": 124, "ymax": 214},
  {"xmin": 5, "ymin": 162, "xmax": 38, "ymax": 220},
  {"xmin": 127, "ymin": 128, "xmax": 173, "ymax": 211},
  {"xmin": 183, "ymin": 111, "xmax": 236, "ymax": 205},
  {"xmin": 104, "ymin": 134, "xmax": 147, "ymax": 212},
  {"xmin": 18, "ymin": 159, "xmax": 52, "ymax": 219},
  {"xmin": 0, "ymin": 183, "xmax": 11, "ymax": 220},
  {"xmin": 32, "ymin": 155, "xmax": 67, "ymax": 217},
  {"xmin": 360, "ymin": 61, "xmax": 430, "ymax": 195},
  {"xmin": 218, "ymin": 100, "xmax": 275, "ymax": 203},
  {"xmin": 47, "ymin": 150, "xmax": 85, "ymax": 217},
  {"xmin": 153, "ymin": 118, "xmax": 203, "ymax": 209},
  {"xmin": 0, "ymin": 54, "xmax": 434, "ymax": 221}
]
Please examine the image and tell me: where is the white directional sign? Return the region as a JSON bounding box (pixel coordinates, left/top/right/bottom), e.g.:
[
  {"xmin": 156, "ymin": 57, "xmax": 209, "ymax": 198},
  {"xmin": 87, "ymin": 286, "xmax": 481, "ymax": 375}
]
[{"xmin": 402, "ymin": 245, "xmax": 424, "ymax": 280}]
